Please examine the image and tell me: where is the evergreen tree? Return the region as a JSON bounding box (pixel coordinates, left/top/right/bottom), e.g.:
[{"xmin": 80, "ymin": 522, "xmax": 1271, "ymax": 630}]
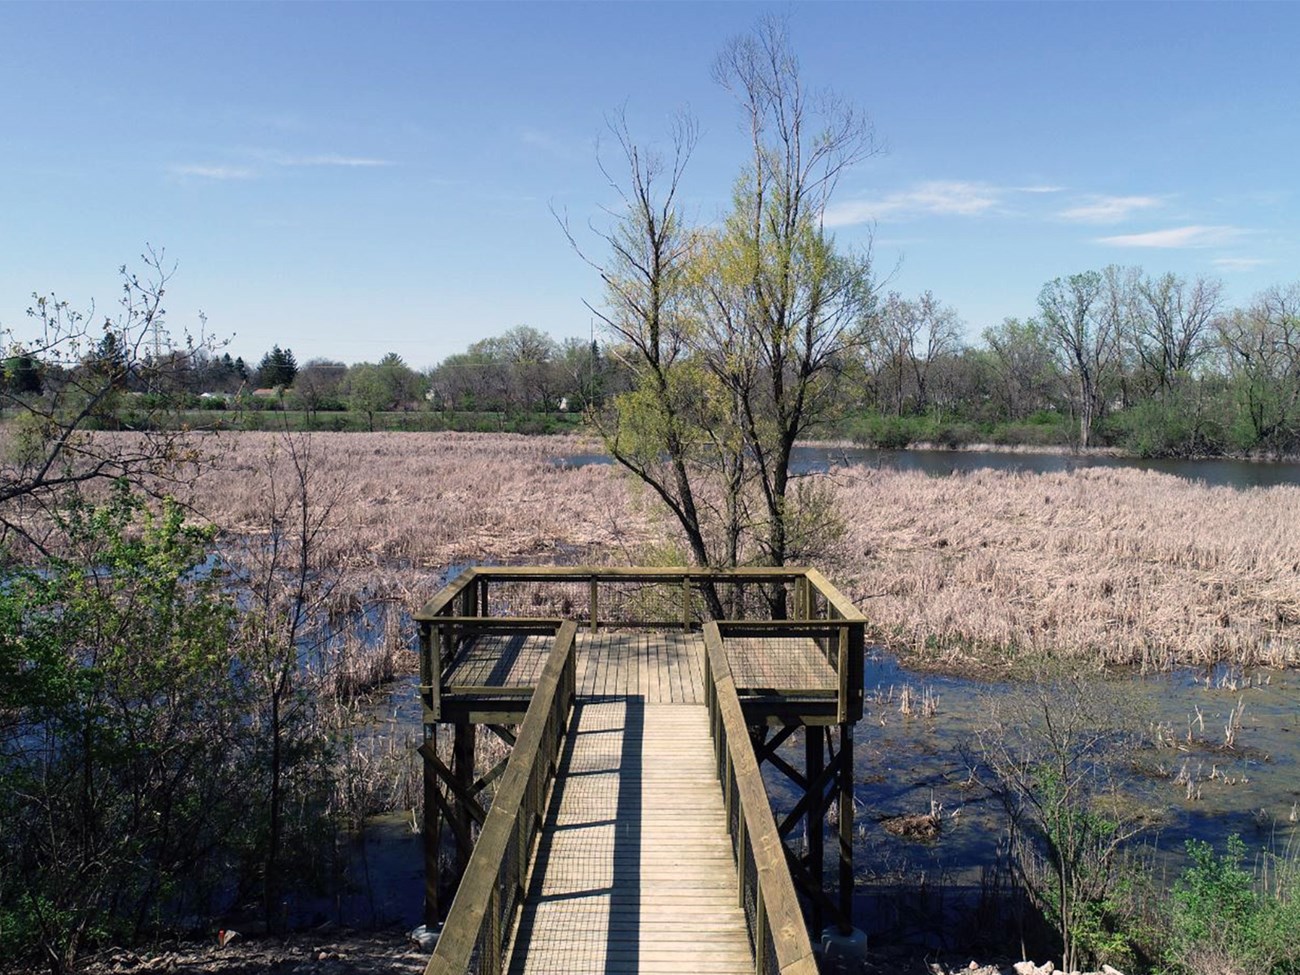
[{"xmin": 256, "ymin": 346, "xmax": 298, "ymax": 387}]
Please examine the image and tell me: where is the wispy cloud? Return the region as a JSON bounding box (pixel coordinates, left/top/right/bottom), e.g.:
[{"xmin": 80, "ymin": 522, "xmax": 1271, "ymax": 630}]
[
  {"xmin": 519, "ymin": 127, "xmax": 588, "ymax": 161},
  {"xmin": 170, "ymin": 163, "xmax": 257, "ymax": 181},
  {"xmin": 1097, "ymin": 225, "xmax": 1246, "ymax": 248},
  {"xmin": 272, "ymin": 153, "xmax": 393, "ymax": 168},
  {"xmin": 1015, "ymin": 184, "xmax": 1065, "ymax": 194},
  {"xmin": 168, "ymin": 151, "xmax": 393, "ymax": 182},
  {"xmin": 1213, "ymin": 256, "xmax": 1271, "ymax": 271},
  {"xmin": 1059, "ymin": 194, "xmax": 1162, "ymax": 224},
  {"xmin": 825, "ymin": 181, "xmax": 1004, "ymax": 226}
]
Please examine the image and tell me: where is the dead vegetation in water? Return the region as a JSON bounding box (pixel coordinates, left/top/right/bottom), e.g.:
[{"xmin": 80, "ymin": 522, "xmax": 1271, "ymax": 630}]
[
  {"xmin": 110, "ymin": 431, "xmax": 1300, "ymax": 674},
  {"xmin": 180, "ymin": 431, "xmax": 659, "ymax": 609},
  {"xmin": 881, "ymin": 797, "xmax": 945, "ymax": 842},
  {"xmin": 832, "ymin": 466, "xmax": 1300, "ymax": 672}
]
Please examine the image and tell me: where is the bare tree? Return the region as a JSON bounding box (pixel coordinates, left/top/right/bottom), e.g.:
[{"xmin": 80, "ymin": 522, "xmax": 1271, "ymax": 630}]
[
  {"xmin": 1038, "ymin": 270, "xmax": 1119, "ymax": 448},
  {"xmin": 0, "ymin": 250, "xmax": 215, "ymax": 552},
  {"xmin": 977, "ymin": 668, "xmax": 1148, "ymax": 972},
  {"xmin": 1215, "ymin": 282, "xmax": 1300, "ymax": 453},
  {"xmin": 1131, "ymin": 271, "xmax": 1222, "ymax": 396},
  {"xmin": 708, "ymin": 16, "xmax": 878, "ymax": 573},
  {"xmin": 561, "ymin": 19, "xmax": 877, "ymax": 597},
  {"xmin": 229, "ymin": 433, "xmax": 347, "ymax": 930},
  {"xmin": 558, "ymin": 109, "xmax": 720, "ymax": 573},
  {"xmin": 871, "ymin": 290, "xmax": 963, "ymax": 415}
]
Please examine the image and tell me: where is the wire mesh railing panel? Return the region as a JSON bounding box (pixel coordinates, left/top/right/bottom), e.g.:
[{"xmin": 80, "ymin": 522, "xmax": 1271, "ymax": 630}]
[
  {"xmin": 701, "ymin": 578, "xmax": 799, "ymax": 623},
  {"xmin": 723, "ymin": 633, "xmax": 838, "ymax": 694},
  {"xmin": 483, "ymin": 579, "xmax": 590, "ymax": 622}
]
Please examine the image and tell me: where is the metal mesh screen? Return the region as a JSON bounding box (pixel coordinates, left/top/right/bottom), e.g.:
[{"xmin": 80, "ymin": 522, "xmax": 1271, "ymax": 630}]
[{"xmin": 477, "ymin": 575, "xmax": 802, "ymax": 627}]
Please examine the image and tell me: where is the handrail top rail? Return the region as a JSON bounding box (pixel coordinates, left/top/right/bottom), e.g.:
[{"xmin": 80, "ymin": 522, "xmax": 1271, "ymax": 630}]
[
  {"xmin": 415, "ymin": 565, "xmax": 862, "ymax": 622},
  {"xmin": 703, "ymin": 622, "xmax": 820, "ymax": 975},
  {"xmin": 424, "ymin": 619, "xmax": 578, "ymax": 975}
]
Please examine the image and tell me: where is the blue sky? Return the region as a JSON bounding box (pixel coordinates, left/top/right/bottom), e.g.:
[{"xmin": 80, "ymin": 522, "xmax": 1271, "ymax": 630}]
[{"xmin": 1, "ymin": 1, "xmax": 1296, "ymax": 369}]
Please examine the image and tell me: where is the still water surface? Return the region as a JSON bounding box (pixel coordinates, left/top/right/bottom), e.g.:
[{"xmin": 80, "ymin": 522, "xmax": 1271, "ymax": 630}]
[{"xmin": 561, "ymin": 445, "xmax": 1300, "ymax": 489}]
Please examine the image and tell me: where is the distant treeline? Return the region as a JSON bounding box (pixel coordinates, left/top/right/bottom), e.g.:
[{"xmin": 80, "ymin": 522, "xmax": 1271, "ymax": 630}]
[{"xmin": 6, "ymin": 270, "xmax": 1300, "ymax": 456}]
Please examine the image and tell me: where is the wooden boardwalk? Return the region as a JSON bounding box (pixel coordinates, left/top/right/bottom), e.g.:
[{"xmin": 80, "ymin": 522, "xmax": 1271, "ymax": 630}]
[
  {"xmin": 507, "ymin": 699, "xmax": 752, "ymax": 975},
  {"xmin": 419, "ymin": 569, "xmax": 865, "ymax": 975}
]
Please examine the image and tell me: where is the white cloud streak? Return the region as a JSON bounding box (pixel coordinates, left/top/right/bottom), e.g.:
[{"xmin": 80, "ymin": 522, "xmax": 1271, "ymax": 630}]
[
  {"xmin": 274, "ymin": 153, "xmax": 393, "ymax": 168},
  {"xmin": 824, "ymin": 181, "xmax": 1004, "ymax": 226},
  {"xmin": 1059, "ymin": 195, "xmax": 1162, "ymax": 224},
  {"xmin": 1212, "ymin": 256, "xmax": 1270, "ymax": 271},
  {"xmin": 1097, "ymin": 225, "xmax": 1246, "ymax": 248},
  {"xmin": 171, "ymin": 164, "xmax": 257, "ymax": 180}
]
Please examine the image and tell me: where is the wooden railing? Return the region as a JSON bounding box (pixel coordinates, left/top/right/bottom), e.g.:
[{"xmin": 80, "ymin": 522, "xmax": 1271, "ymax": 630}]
[
  {"xmin": 415, "ymin": 566, "xmax": 859, "ymax": 631},
  {"xmin": 423, "ymin": 620, "xmax": 578, "ymax": 975},
  {"xmin": 703, "ymin": 621, "xmax": 819, "ymax": 975},
  {"xmin": 415, "ymin": 566, "xmax": 865, "ymax": 720}
]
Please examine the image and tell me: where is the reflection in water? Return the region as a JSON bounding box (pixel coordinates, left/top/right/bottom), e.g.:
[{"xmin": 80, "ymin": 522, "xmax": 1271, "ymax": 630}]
[
  {"xmin": 796, "ymin": 650, "xmax": 1299, "ymax": 949},
  {"xmin": 557, "ymin": 445, "xmax": 1300, "ymax": 489},
  {"xmin": 790, "ymin": 446, "xmax": 1300, "ymax": 490}
]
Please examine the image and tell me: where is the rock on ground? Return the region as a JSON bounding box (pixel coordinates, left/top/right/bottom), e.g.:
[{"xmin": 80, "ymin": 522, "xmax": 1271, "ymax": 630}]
[
  {"xmin": 929, "ymin": 962, "xmax": 1127, "ymax": 975},
  {"xmin": 45, "ymin": 929, "xmax": 427, "ymax": 975}
]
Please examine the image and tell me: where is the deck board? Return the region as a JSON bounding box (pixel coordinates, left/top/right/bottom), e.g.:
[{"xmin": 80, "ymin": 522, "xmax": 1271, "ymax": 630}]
[{"xmin": 507, "ymin": 700, "xmax": 751, "ymax": 975}]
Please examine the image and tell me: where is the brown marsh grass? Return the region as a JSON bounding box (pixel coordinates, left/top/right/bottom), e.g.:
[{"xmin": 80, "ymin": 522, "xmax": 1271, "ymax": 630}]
[
  {"xmin": 831, "ymin": 465, "xmax": 1300, "ymax": 671},
  {"xmin": 135, "ymin": 431, "xmax": 1300, "ymax": 672},
  {"xmin": 183, "ymin": 431, "xmax": 659, "ymax": 611}
]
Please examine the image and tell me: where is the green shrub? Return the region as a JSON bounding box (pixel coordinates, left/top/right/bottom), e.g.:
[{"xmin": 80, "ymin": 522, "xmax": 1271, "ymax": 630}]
[
  {"xmin": 1170, "ymin": 834, "xmax": 1300, "ymax": 974},
  {"xmin": 1109, "ymin": 399, "xmax": 1228, "ymax": 458}
]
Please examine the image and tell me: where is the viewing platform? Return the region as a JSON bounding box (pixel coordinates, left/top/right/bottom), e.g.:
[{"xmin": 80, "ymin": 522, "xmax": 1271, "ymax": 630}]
[{"xmin": 415, "ymin": 568, "xmax": 866, "ymax": 975}]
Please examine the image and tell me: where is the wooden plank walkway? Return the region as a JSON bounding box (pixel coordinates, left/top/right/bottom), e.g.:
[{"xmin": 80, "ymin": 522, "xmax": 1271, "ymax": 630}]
[{"xmin": 507, "ymin": 699, "xmax": 752, "ymax": 975}]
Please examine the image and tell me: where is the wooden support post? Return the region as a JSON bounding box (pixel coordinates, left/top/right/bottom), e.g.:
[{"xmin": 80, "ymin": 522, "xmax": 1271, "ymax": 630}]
[
  {"xmin": 422, "ymin": 723, "xmax": 441, "ymax": 926},
  {"xmin": 682, "ymin": 577, "xmax": 692, "ymax": 631},
  {"xmin": 452, "ymin": 722, "xmax": 476, "ymax": 879},
  {"xmin": 806, "ymin": 726, "xmax": 825, "ymax": 934},
  {"xmin": 422, "ymin": 620, "xmax": 443, "ymax": 721},
  {"xmin": 589, "ymin": 577, "xmax": 598, "ymax": 631},
  {"xmin": 837, "ymin": 722, "xmax": 855, "ymax": 932}
]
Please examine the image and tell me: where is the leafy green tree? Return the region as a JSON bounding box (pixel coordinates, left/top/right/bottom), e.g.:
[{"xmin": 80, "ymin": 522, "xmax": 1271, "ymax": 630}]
[
  {"xmin": 1170, "ymin": 834, "xmax": 1300, "ymax": 975},
  {"xmin": 1215, "ymin": 283, "xmax": 1300, "ymax": 455},
  {"xmin": 376, "ymin": 351, "xmax": 424, "ymax": 409},
  {"xmin": 0, "ymin": 485, "xmax": 246, "ymax": 972},
  {"xmin": 572, "ymin": 18, "xmax": 876, "ymax": 589},
  {"xmin": 345, "ymin": 362, "xmax": 390, "ymax": 430},
  {"xmin": 3, "ymin": 350, "xmax": 43, "ymax": 394},
  {"xmin": 983, "ymin": 317, "xmax": 1061, "ymax": 422}
]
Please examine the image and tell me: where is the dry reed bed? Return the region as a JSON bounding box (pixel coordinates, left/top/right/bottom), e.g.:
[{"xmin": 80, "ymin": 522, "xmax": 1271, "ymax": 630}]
[
  {"xmin": 185, "ymin": 431, "xmax": 657, "ymax": 609},
  {"xmin": 133, "ymin": 431, "xmax": 1300, "ymax": 671},
  {"xmin": 833, "ymin": 466, "xmax": 1300, "ymax": 669}
]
